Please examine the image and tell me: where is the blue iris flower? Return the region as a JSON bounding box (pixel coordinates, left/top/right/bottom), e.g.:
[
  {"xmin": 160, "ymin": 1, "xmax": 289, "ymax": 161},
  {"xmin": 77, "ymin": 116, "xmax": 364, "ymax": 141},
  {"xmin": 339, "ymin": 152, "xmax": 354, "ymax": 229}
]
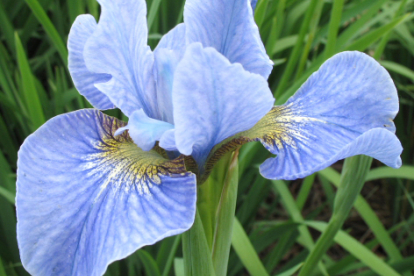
[{"xmin": 16, "ymin": 0, "xmax": 402, "ymax": 275}]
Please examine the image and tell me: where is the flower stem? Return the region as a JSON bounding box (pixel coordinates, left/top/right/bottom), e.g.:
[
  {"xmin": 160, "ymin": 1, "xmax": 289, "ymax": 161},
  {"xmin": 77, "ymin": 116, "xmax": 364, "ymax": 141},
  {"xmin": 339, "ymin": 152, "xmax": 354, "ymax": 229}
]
[
  {"xmin": 183, "ymin": 151, "xmax": 239, "ymax": 276},
  {"xmin": 182, "ymin": 210, "xmax": 216, "ymax": 276},
  {"xmin": 298, "ymin": 155, "xmax": 373, "ymax": 276},
  {"xmin": 211, "ymin": 150, "xmax": 239, "ymax": 276}
]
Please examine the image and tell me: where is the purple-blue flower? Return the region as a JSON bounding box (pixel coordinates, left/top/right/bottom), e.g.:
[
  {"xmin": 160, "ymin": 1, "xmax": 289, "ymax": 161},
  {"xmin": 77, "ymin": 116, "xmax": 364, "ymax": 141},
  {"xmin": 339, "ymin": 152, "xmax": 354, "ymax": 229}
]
[{"xmin": 16, "ymin": 0, "xmax": 402, "ymax": 275}]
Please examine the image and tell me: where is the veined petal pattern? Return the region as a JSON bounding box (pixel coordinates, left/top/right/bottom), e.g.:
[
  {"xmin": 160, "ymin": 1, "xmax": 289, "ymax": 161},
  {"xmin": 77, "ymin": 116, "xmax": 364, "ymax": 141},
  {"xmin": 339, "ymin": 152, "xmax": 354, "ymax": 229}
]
[
  {"xmin": 242, "ymin": 51, "xmax": 402, "ymax": 179},
  {"xmin": 184, "ymin": 0, "xmax": 273, "ymax": 79},
  {"xmin": 16, "ymin": 109, "xmax": 196, "ymax": 276},
  {"xmin": 84, "ymin": 0, "xmax": 156, "ymax": 117},
  {"xmin": 68, "ymin": 15, "xmax": 114, "ymax": 110},
  {"xmin": 173, "ymin": 43, "xmax": 274, "ymax": 168}
]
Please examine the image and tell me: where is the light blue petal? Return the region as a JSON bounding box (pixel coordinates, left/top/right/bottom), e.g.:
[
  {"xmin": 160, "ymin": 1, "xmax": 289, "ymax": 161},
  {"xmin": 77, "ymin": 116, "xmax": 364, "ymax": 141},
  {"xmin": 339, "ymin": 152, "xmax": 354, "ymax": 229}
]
[
  {"xmin": 68, "ymin": 15, "xmax": 114, "ymax": 110},
  {"xmin": 153, "ymin": 24, "xmax": 187, "ymax": 123},
  {"xmin": 173, "ymin": 43, "xmax": 274, "ymax": 166},
  {"xmin": 261, "ymin": 128, "xmax": 402, "ymax": 180},
  {"xmin": 159, "ymin": 129, "xmax": 178, "ymax": 152},
  {"xmin": 17, "ymin": 109, "xmax": 196, "ymax": 276},
  {"xmin": 155, "ymin": 23, "xmax": 186, "ymax": 54},
  {"xmin": 184, "ymin": 0, "xmax": 273, "ymax": 79},
  {"xmin": 115, "ymin": 109, "xmax": 174, "ymax": 151},
  {"xmin": 256, "ymin": 51, "xmax": 402, "ymax": 180},
  {"xmin": 83, "ymin": 0, "xmax": 156, "ymax": 117}
]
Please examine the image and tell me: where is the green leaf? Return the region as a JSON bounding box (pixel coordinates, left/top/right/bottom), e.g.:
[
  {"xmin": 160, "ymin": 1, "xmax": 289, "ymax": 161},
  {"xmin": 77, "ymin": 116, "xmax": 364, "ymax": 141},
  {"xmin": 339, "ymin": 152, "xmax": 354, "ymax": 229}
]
[
  {"xmin": 380, "ymin": 61, "xmax": 414, "ymax": 82},
  {"xmin": 298, "ymin": 155, "xmax": 373, "ymax": 276},
  {"xmin": 272, "ymin": 35, "xmax": 298, "ymax": 55},
  {"xmin": 198, "ymin": 152, "xmax": 233, "ymax": 248},
  {"xmin": 0, "ymin": 187, "xmax": 14, "ymax": 205},
  {"xmin": 0, "ymin": 114, "xmax": 17, "ymax": 165},
  {"xmin": 345, "ymin": 13, "xmax": 411, "ymax": 51},
  {"xmin": 274, "ymin": 0, "xmax": 320, "ymax": 98},
  {"xmin": 295, "ymin": 0, "xmax": 324, "ymax": 79},
  {"xmin": 147, "ymin": 0, "xmax": 162, "ymax": 30},
  {"xmin": 366, "ymin": 166, "xmax": 414, "ymax": 181},
  {"xmin": 254, "ymin": 0, "xmax": 270, "ymax": 28},
  {"xmin": 182, "ymin": 211, "xmax": 216, "ymax": 276},
  {"xmin": 231, "ymin": 218, "xmax": 269, "ymax": 276},
  {"xmin": 296, "ymin": 174, "xmax": 315, "ymax": 210},
  {"xmin": 275, "ymin": 263, "xmax": 303, "ymax": 276},
  {"xmin": 0, "ymin": 151, "xmax": 19, "ymax": 262},
  {"xmin": 137, "ymin": 250, "xmax": 161, "ymax": 276},
  {"xmin": 15, "ymin": 33, "xmax": 45, "ymax": 130},
  {"xmin": 23, "ymin": 0, "xmax": 68, "ymax": 64},
  {"xmin": 357, "ymin": 256, "xmax": 414, "ymax": 276},
  {"xmin": 0, "ymin": 1, "xmax": 15, "ymax": 53},
  {"xmin": 160, "ymin": 235, "xmax": 181, "ymax": 276},
  {"xmin": 211, "ymin": 151, "xmax": 239, "ymax": 276},
  {"xmin": 304, "ymin": 221, "xmax": 401, "ymax": 276},
  {"xmin": 324, "ymin": 0, "xmax": 345, "ymax": 59},
  {"xmin": 174, "ymin": 258, "xmax": 185, "ymax": 276},
  {"xmin": 319, "ymin": 167, "xmax": 405, "ymax": 264},
  {"xmin": 335, "ymin": 0, "xmax": 389, "ymax": 48},
  {"xmin": 272, "ymin": 180, "xmax": 329, "ymax": 276},
  {"xmin": 373, "ymin": 0, "xmax": 409, "ymax": 59},
  {"xmin": 0, "ymin": 257, "xmax": 6, "ymax": 276}
]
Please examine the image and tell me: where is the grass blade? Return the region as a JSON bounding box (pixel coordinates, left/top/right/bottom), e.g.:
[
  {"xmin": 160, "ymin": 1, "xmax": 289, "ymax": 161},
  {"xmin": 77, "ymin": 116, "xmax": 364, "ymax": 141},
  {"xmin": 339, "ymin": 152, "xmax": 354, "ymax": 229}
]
[
  {"xmin": 298, "ymin": 155, "xmax": 373, "ymax": 276},
  {"xmin": 366, "ymin": 166, "xmax": 414, "ymax": 181},
  {"xmin": 274, "ymin": 0, "xmax": 320, "ymax": 98},
  {"xmin": 324, "ymin": 0, "xmax": 345, "ymax": 59},
  {"xmin": 23, "ymin": 0, "xmax": 68, "ymax": 64},
  {"xmin": 305, "ymin": 221, "xmax": 401, "ymax": 276},
  {"xmin": 15, "ymin": 33, "xmax": 45, "ymax": 130},
  {"xmin": 147, "ymin": 0, "xmax": 162, "ymax": 31},
  {"xmin": 319, "ymin": 167, "xmax": 406, "ymax": 264},
  {"xmin": 231, "ymin": 218, "xmax": 269, "ymax": 276},
  {"xmin": 137, "ymin": 250, "xmax": 161, "ymax": 276}
]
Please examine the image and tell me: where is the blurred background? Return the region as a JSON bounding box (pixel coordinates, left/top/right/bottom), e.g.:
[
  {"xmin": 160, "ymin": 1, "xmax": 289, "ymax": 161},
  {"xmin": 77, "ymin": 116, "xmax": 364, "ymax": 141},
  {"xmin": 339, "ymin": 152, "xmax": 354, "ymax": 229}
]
[{"xmin": 0, "ymin": 0, "xmax": 413, "ymax": 275}]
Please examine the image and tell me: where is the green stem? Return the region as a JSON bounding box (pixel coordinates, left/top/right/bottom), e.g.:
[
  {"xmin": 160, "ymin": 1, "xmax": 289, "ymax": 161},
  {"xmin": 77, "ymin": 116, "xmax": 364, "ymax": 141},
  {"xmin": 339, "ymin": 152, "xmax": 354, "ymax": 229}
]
[
  {"xmin": 211, "ymin": 151, "xmax": 239, "ymax": 276},
  {"xmin": 183, "ymin": 151, "xmax": 238, "ymax": 276},
  {"xmin": 298, "ymin": 155, "xmax": 372, "ymax": 276},
  {"xmin": 182, "ymin": 210, "xmax": 216, "ymax": 276}
]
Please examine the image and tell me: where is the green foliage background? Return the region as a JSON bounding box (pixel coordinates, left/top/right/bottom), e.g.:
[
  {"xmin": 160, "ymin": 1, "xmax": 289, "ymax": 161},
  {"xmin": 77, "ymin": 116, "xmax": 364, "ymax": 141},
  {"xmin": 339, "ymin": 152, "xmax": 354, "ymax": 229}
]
[{"xmin": 0, "ymin": 0, "xmax": 414, "ymax": 275}]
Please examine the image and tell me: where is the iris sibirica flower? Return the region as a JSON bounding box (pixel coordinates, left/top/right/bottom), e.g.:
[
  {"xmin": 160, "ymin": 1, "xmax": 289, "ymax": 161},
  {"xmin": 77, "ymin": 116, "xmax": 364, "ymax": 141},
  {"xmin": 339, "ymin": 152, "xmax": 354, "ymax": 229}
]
[{"xmin": 16, "ymin": 0, "xmax": 402, "ymax": 275}]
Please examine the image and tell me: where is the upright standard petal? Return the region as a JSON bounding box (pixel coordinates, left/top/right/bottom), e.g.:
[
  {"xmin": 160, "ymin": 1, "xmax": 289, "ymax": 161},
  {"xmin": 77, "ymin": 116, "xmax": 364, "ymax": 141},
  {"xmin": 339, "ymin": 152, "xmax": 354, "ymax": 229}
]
[
  {"xmin": 17, "ymin": 109, "xmax": 196, "ymax": 276},
  {"xmin": 184, "ymin": 0, "xmax": 273, "ymax": 79},
  {"xmin": 173, "ymin": 43, "xmax": 274, "ymax": 168},
  {"xmin": 68, "ymin": 15, "xmax": 114, "ymax": 110},
  {"xmin": 238, "ymin": 51, "xmax": 402, "ymax": 180},
  {"xmin": 83, "ymin": 0, "xmax": 156, "ymax": 117},
  {"xmin": 153, "ymin": 24, "xmax": 187, "ymax": 123},
  {"xmin": 155, "ymin": 23, "xmax": 186, "ymax": 54}
]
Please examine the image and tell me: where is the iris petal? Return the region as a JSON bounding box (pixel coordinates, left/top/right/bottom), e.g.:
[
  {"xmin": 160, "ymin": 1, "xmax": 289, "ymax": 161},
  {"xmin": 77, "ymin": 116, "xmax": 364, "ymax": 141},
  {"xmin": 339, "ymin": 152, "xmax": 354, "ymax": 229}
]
[
  {"xmin": 242, "ymin": 51, "xmax": 402, "ymax": 180},
  {"xmin": 153, "ymin": 24, "xmax": 187, "ymax": 123},
  {"xmin": 68, "ymin": 15, "xmax": 113, "ymax": 110},
  {"xmin": 184, "ymin": 0, "xmax": 273, "ymax": 78},
  {"xmin": 260, "ymin": 127, "xmax": 402, "ymax": 179},
  {"xmin": 173, "ymin": 43, "xmax": 274, "ymax": 168},
  {"xmin": 83, "ymin": 0, "xmax": 156, "ymax": 117},
  {"xmin": 115, "ymin": 109, "xmax": 174, "ymax": 151},
  {"xmin": 16, "ymin": 109, "xmax": 196, "ymax": 276},
  {"xmin": 155, "ymin": 23, "xmax": 186, "ymax": 54}
]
